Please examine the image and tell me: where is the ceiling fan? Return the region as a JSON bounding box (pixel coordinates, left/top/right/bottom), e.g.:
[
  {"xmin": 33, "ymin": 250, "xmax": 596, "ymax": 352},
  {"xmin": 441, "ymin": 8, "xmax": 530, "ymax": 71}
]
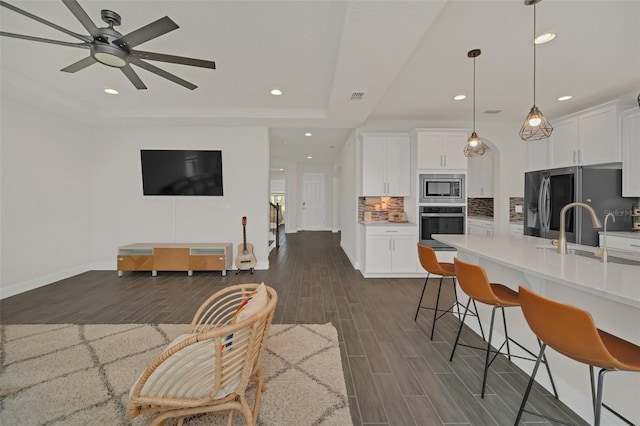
[{"xmin": 0, "ymin": 0, "xmax": 216, "ymax": 90}]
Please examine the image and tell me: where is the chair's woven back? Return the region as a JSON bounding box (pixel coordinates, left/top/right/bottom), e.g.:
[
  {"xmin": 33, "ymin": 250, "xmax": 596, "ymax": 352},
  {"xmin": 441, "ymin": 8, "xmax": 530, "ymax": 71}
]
[{"xmin": 128, "ymin": 283, "xmax": 277, "ymax": 413}]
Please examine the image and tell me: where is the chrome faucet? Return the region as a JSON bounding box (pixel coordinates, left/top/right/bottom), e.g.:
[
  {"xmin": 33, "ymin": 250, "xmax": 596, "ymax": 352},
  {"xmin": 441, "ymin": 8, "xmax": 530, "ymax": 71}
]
[
  {"xmin": 598, "ymin": 212, "xmax": 616, "ymax": 263},
  {"xmin": 557, "ymin": 202, "xmax": 603, "ymax": 254}
]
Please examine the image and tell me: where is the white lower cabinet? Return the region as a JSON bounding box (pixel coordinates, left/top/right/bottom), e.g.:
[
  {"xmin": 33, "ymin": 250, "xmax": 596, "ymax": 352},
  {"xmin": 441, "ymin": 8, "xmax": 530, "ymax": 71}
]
[
  {"xmin": 509, "ymin": 223, "xmax": 524, "ymax": 236},
  {"xmin": 467, "ymin": 218, "xmax": 494, "ymax": 236},
  {"xmin": 598, "ymin": 233, "xmax": 640, "ymax": 254},
  {"xmin": 361, "ymin": 225, "xmax": 418, "ymax": 277}
]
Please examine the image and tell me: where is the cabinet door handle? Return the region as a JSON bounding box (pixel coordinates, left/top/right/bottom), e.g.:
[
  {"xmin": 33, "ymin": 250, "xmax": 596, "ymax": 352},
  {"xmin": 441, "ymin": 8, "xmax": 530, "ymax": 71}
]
[
  {"xmin": 578, "ymin": 150, "xmax": 582, "ymax": 163},
  {"xmin": 573, "ymin": 150, "xmax": 577, "ymax": 164},
  {"xmin": 443, "ymin": 154, "xmax": 446, "ymax": 167},
  {"xmin": 631, "ymin": 244, "xmax": 640, "ymax": 248},
  {"xmin": 440, "ymin": 154, "xmax": 443, "ymax": 167},
  {"xmin": 392, "ymin": 239, "xmax": 395, "ymax": 251}
]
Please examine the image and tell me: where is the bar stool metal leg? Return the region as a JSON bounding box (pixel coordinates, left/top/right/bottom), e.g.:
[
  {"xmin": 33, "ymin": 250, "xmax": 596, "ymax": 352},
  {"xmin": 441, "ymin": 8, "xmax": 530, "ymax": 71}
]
[
  {"xmin": 414, "ymin": 272, "xmax": 430, "ymax": 321},
  {"xmin": 449, "ymin": 298, "xmax": 472, "ymax": 362},
  {"xmin": 430, "ymin": 276, "xmax": 445, "ymax": 340}
]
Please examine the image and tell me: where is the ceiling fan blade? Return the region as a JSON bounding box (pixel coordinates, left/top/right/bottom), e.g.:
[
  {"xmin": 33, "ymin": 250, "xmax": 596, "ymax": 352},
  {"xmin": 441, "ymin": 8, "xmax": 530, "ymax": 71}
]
[
  {"xmin": 113, "ymin": 16, "xmax": 178, "ymax": 50},
  {"xmin": 130, "ymin": 50, "xmax": 215, "ymax": 69},
  {"xmin": 0, "ymin": 31, "xmax": 89, "ymax": 49},
  {"xmin": 0, "ymin": 0, "xmax": 91, "ymax": 43},
  {"xmin": 61, "ymin": 0, "xmax": 100, "ymax": 38},
  {"xmin": 121, "ymin": 64, "xmax": 147, "ymax": 90},
  {"xmin": 61, "ymin": 56, "xmax": 96, "ymax": 73},
  {"xmin": 130, "ymin": 58, "xmax": 197, "ymax": 90}
]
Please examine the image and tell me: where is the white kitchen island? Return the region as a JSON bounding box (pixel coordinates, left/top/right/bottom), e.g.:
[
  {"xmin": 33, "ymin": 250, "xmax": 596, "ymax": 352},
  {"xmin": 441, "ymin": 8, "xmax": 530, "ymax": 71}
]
[{"xmin": 434, "ymin": 233, "xmax": 640, "ymax": 426}]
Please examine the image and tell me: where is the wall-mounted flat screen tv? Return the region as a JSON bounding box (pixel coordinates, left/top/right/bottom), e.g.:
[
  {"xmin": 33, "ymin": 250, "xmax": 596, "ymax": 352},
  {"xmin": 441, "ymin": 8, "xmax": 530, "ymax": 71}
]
[{"xmin": 140, "ymin": 150, "xmax": 223, "ymax": 196}]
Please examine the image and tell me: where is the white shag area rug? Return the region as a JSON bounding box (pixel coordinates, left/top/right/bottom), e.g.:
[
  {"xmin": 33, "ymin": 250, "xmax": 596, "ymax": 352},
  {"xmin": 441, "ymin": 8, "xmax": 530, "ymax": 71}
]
[{"xmin": 0, "ymin": 323, "xmax": 352, "ymax": 426}]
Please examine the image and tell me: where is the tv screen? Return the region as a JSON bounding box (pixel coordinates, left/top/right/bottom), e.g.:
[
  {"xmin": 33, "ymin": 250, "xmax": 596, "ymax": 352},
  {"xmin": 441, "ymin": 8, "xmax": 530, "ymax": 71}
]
[{"xmin": 140, "ymin": 150, "xmax": 224, "ymax": 196}]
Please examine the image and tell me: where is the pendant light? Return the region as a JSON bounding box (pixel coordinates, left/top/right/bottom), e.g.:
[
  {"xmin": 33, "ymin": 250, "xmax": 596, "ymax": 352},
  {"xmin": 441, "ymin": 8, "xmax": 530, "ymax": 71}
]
[
  {"xmin": 519, "ymin": 0, "xmax": 553, "ymax": 141},
  {"xmin": 464, "ymin": 48, "xmax": 487, "ymax": 157}
]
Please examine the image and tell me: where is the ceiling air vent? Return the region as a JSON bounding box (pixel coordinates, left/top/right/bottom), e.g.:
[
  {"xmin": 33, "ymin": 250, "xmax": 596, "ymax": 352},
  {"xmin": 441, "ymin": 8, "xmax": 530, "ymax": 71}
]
[
  {"xmin": 350, "ymin": 91, "xmax": 366, "ymax": 101},
  {"xmin": 484, "ymin": 109, "xmax": 503, "ymax": 114}
]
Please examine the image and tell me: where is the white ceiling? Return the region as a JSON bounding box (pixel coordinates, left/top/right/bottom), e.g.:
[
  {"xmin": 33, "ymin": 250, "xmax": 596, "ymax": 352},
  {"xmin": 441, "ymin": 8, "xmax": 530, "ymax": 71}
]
[{"xmin": 2, "ymin": 1, "xmax": 639, "ymax": 164}]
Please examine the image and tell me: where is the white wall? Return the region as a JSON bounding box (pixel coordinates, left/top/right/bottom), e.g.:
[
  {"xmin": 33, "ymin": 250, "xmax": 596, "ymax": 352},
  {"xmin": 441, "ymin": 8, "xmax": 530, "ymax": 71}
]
[
  {"xmin": 89, "ymin": 125, "xmax": 270, "ymax": 268},
  {"xmin": 337, "ymin": 131, "xmax": 358, "ymax": 265},
  {"xmin": 1, "ymin": 98, "xmax": 93, "ymax": 297},
  {"xmin": 1, "ymin": 97, "xmax": 271, "ymax": 298}
]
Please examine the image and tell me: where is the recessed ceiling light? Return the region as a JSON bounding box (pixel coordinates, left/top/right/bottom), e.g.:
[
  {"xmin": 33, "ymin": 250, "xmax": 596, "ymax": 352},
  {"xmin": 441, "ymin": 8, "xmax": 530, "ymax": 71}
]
[
  {"xmin": 104, "ymin": 88, "xmax": 119, "ymax": 95},
  {"xmin": 454, "ymin": 94, "xmax": 466, "ymax": 101},
  {"xmin": 305, "ymin": 132, "xmax": 312, "ymax": 137},
  {"xmin": 307, "ymin": 156, "xmax": 313, "ymax": 159},
  {"xmin": 279, "ymin": 168, "xmax": 284, "ymax": 171},
  {"xmin": 557, "ymin": 95, "xmax": 573, "ymax": 101},
  {"xmin": 534, "ymin": 33, "xmax": 556, "ymax": 44},
  {"xmin": 270, "ymin": 88, "xmax": 282, "ymax": 96}
]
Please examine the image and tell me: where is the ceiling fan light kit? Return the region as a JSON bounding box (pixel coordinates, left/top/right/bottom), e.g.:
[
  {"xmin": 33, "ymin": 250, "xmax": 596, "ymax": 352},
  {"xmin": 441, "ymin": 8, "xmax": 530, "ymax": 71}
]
[
  {"xmin": 520, "ymin": 0, "xmax": 553, "ymax": 141},
  {"xmin": 0, "ymin": 0, "xmax": 216, "ymax": 90},
  {"xmin": 464, "ymin": 48, "xmax": 488, "ymax": 157}
]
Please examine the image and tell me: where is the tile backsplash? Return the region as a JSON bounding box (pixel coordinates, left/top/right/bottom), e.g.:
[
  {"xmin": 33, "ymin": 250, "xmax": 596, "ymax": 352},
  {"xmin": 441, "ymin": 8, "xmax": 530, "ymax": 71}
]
[
  {"xmin": 467, "ymin": 198, "xmax": 494, "ymax": 217},
  {"xmin": 358, "ymin": 197, "xmax": 404, "ymax": 222},
  {"xmin": 510, "ymin": 197, "xmax": 525, "ymax": 222}
]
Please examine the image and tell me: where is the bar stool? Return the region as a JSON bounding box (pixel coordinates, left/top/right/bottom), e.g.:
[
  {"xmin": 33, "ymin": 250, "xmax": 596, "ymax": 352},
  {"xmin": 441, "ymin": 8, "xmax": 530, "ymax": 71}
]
[
  {"xmin": 515, "ymin": 286, "xmax": 640, "ymax": 426},
  {"xmin": 414, "ymin": 244, "xmax": 483, "ymax": 341},
  {"xmin": 449, "ymin": 258, "xmax": 557, "ymax": 399}
]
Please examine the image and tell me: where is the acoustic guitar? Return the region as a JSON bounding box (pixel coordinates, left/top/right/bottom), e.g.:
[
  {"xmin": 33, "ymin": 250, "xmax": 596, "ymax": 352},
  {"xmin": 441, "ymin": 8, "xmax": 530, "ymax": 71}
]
[{"xmin": 235, "ymin": 216, "xmax": 256, "ymax": 273}]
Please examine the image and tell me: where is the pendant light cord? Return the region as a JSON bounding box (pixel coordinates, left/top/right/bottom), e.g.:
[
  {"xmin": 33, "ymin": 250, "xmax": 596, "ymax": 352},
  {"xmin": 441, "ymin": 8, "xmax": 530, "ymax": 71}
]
[
  {"xmin": 473, "ymin": 55, "xmax": 476, "ymax": 131},
  {"xmin": 533, "ymin": 2, "xmax": 537, "ymax": 106}
]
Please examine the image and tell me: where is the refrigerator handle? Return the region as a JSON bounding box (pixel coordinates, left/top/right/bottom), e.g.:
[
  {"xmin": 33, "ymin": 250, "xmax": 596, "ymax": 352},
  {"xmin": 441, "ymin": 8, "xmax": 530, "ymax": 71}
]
[
  {"xmin": 540, "ymin": 177, "xmax": 549, "ymax": 232},
  {"xmin": 544, "ymin": 177, "xmax": 551, "ymax": 232},
  {"xmin": 537, "ymin": 178, "xmax": 545, "ymax": 231}
]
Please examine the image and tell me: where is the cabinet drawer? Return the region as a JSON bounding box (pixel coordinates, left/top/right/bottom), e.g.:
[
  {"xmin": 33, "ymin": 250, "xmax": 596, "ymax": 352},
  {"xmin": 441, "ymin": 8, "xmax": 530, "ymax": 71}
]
[
  {"xmin": 153, "ymin": 248, "xmax": 190, "ymax": 270},
  {"xmin": 189, "ymin": 255, "xmax": 226, "ymax": 270},
  {"xmin": 366, "ymin": 226, "xmax": 416, "ymax": 236},
  {"xmin": 117, "ymin": 255, "xmax": 153, "ymax": 271},
  {"xmin": 601, "ymin": 236, "xmax": 640, "ymax": 253}
]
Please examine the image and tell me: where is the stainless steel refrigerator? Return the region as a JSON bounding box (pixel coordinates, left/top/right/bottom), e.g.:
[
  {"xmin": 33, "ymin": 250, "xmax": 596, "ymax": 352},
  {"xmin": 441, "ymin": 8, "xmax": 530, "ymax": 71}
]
[{"xmin": 524, "ymin": 166, "xmax": 637, "ymax": 247}]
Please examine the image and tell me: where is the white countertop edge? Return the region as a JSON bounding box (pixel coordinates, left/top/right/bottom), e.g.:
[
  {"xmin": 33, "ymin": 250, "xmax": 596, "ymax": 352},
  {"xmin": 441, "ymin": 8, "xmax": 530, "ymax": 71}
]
[{"xmin": 433, "ymin": 234, "xmax": 640, "ymax": 309}]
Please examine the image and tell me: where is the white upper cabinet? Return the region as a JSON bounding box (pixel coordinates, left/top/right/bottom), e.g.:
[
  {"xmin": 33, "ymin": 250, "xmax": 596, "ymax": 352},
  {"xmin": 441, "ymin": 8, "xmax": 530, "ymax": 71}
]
[
  {"xmin": 467, "ymin": 150, "xmax": 493, "ymax": 197},
  {"xmin": 622, "ymin": 108, "xmax": 640, "ymax": 197},
  {"xmin": 549, "ymin": 117, "xmax": 579, "ymax": 167},
  {"xmin": 361, "ymin": 133, "xmax": 410, "ymax": 196},
  {"xmin": 549, "ymin": 102, "xmax": 622, "ymax": 168},
  {"xmin": 415, "ymin": 130, "xmax": 468, "ymax": 170},
  {"xmin": 526, "ymin": 137, "xmax": 549, "ymax": 171}
]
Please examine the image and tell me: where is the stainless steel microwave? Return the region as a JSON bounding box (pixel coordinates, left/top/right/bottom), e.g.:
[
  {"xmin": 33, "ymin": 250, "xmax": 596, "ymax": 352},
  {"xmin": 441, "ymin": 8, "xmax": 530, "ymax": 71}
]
[{"xmin": 419, "ymin": 174, "xmax": 465, "ymax": 204}]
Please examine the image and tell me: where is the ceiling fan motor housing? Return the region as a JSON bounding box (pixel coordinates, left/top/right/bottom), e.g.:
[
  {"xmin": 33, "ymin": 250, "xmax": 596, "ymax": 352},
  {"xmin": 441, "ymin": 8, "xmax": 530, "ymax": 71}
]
[{"xmin": 90, "ymin": 24, "xmax": 128, "ymax": 68}]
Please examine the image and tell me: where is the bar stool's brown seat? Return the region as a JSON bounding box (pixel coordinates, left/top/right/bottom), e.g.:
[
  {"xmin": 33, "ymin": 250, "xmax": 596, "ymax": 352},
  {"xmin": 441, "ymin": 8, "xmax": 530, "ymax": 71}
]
[
  {"xmin": 450, "ymin": 258, "xmax": 557, "ymax": 399},
  {"xmin": 515, "ymin": 286, "xmax": 640, "ymax": 426},
  {"xmin": 414, "ymin": 244, "xmax": 483, "ymax": 340}
]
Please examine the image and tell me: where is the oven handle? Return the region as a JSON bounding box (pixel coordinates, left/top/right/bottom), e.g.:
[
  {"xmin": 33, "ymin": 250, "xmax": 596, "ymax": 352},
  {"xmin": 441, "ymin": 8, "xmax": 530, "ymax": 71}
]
[{"xmin": 421, "ymin": 213, "xmax": 465, "ymax": 217}]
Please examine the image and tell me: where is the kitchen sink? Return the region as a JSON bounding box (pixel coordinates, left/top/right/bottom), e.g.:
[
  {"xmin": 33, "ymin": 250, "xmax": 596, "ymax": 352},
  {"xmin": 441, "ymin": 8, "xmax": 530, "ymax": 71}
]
[{"xmin": 569, "ymin": 249, "xmax": 640, "ymax": 266}]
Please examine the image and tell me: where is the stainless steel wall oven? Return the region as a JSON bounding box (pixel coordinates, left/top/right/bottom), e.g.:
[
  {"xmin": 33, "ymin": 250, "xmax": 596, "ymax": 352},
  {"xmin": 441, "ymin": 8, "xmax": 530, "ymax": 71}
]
[{"xmin": 419, "ymin": 206, "xmax": 465, "ymax": 251}]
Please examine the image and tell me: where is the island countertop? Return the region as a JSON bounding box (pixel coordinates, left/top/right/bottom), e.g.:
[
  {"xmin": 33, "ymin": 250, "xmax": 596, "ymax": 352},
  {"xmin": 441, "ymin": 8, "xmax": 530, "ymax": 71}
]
[{"xmin": 433, "ymin": 234, "xmax": 640, "ymax": 308}]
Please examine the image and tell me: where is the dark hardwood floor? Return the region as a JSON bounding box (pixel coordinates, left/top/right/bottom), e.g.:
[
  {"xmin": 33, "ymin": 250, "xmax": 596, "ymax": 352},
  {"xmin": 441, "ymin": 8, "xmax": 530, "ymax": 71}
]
[{"xmin": 1, "ymin": 231, "xmax": 587, "ymax": 426}]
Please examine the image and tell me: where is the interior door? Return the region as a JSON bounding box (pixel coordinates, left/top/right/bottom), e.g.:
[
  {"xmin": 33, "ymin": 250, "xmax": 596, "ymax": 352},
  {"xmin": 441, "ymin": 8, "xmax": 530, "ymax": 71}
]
[{"xmin": 302, "ymin": 172, "xmax": 326, "ymax": 230}]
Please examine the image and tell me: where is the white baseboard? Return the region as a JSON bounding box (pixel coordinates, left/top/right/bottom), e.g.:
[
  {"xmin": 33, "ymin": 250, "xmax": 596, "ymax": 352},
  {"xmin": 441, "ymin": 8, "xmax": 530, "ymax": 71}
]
[{"xmin": 1, "ymin": 265, "xmax": 91, "ymax": 299}]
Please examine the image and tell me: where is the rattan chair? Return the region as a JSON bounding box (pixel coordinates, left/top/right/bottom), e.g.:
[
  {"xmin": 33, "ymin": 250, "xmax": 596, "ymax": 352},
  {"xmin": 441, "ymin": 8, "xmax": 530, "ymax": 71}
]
[
  {"xmin": 515, "ymin": 286, "xmax": 640, "ymax": 426},
  {"xmin": 127, "ymin": 283, "xmax": 278, "ymax": 426}
]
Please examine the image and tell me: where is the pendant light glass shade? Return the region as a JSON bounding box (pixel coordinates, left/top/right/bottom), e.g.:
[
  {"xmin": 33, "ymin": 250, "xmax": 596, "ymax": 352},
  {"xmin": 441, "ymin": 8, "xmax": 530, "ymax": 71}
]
[
  {"xmin": 519, "ymin": 0, "xmax": 553, "ymax": 141},
  {"xmin": 464, "ymin": 49, "xmax": 487, "ymax": 157}
]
